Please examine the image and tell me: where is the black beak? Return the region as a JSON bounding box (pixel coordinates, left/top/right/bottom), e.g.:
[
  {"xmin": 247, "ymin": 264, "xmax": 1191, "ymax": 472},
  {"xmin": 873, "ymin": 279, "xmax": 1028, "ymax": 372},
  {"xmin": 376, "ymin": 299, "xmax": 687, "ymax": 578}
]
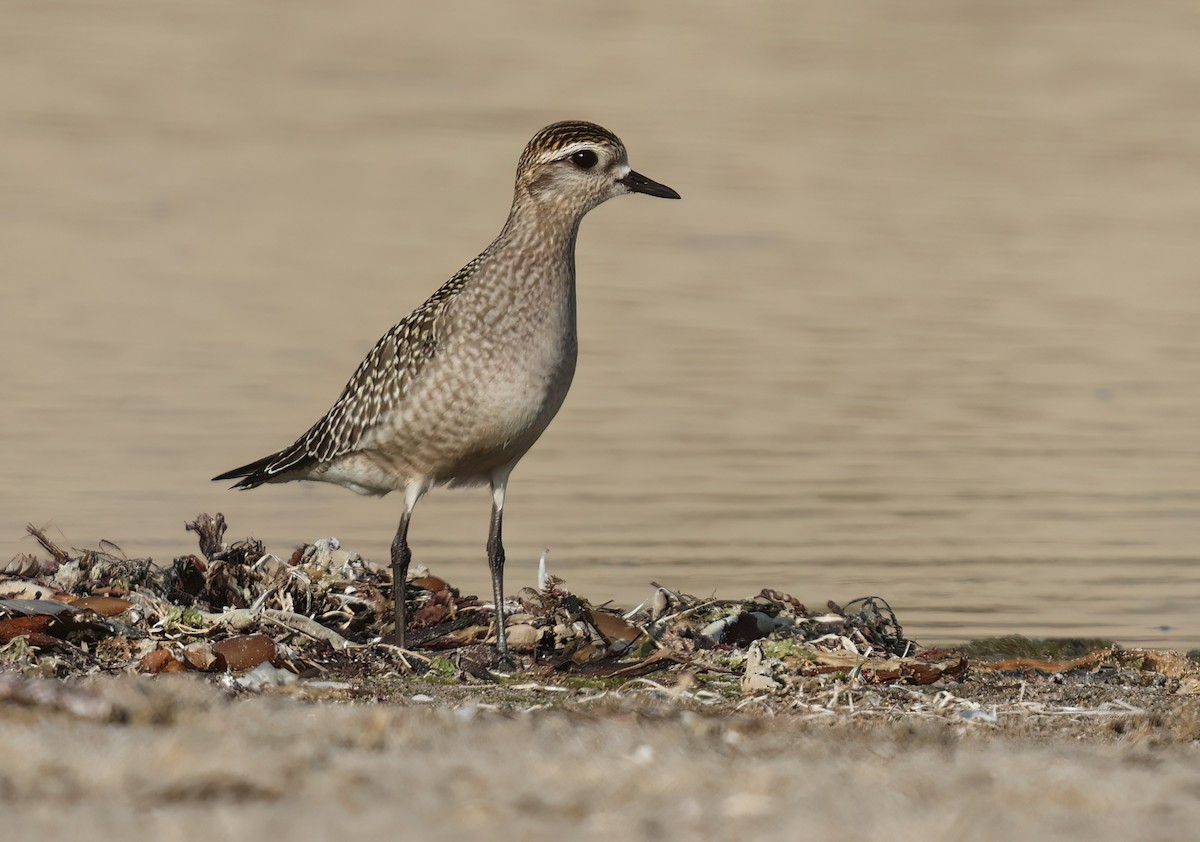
[{"xmin": 620, "ymin": 170, "xmax": 681, "ymax": 200}]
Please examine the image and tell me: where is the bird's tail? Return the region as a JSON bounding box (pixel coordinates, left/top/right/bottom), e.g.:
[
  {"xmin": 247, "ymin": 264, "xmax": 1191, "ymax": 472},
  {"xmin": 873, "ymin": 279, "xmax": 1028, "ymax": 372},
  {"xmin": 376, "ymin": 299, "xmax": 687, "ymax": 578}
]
[{"xmin": 212, "ymin": 446, "xmax": 315, "ymax": 489}]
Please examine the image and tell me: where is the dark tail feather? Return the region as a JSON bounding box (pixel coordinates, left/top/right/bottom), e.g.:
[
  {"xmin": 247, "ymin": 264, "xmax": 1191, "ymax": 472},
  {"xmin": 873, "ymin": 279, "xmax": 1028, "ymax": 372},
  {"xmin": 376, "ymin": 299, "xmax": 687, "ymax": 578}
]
[{"xmin": 212, "ymin": 448, "xmax": 315, "ymax": 489}]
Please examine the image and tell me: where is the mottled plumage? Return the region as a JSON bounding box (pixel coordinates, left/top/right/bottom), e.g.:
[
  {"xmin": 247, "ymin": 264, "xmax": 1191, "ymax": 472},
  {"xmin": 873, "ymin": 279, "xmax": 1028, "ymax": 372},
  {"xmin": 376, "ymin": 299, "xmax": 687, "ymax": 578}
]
[{"xmin": 214, "ymin": 120, "xmax": 679, "ymax": 658}]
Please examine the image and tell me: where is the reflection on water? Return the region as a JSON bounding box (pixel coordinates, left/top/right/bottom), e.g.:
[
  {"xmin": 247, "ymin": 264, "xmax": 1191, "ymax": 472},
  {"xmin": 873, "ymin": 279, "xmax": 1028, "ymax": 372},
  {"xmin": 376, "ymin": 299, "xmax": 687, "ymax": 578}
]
[{"xmin": 2, "ymin": 1, "xmax": 1198, "ymax": 647}]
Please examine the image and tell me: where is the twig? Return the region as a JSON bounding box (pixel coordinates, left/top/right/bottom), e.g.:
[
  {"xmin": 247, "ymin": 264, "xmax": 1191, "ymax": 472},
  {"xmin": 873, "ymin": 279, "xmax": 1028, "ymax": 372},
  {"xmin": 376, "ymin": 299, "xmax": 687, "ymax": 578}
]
[
  {"xmin": 649, "ymin": 599, "xmax": 721, "ymax": 635},
  {"xmin": 25, "ymin": 524, "xmax": 68, "ymax": 564}
]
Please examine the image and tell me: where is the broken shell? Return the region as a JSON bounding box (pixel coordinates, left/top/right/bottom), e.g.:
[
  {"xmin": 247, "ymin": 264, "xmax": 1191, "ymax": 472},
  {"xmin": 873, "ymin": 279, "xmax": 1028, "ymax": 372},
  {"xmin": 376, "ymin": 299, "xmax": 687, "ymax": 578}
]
[
  {"xmin": 740, "ymin": 641, "xmax": 782, "ymax": 693},
  {"xmin": 812, "ymin": 613, "xmax": 844, "ymax": 623},
  {"xmin": 329, "ymin": 549, "xmax": 359, "ymax": 572},
  {"xmin": 212, "ymin": 634, "xmax": 277, "ymax": 672},
  {"xmin": 70, "ymin": 595, "xmax": 133, "ymax": 617},
  {"xmin": 1, "ymin": 554, "xmax": 41, "ymax": 577},
  {"xmin": 812, "ymin": 614, "xmax": 847, "ymax": 630},
  {"xmin": 0, "ymin": 581, "xmax": 62, "ymax": 601},
  {"xmin": 651, "ymin": 587, "xmax": 670, "ymax": 621},
  {"xmin": 138, "ymin": 648, "xmax": 185, "ymax": 674},
  {"xmin": 234, "ymin": 662, "xmax": 297, "ymax": 690},
  {"xmin": 504, "ymin": 623, "xmax": 542, "ymax": 652},
  {"xmin": 182, "ymin": 641, "xmax": 218, "ymax": 671},
  {"xmin": 412, "ymin": 576, "xmax": 449, "ymax": 592},
  {"xmin": 589, "ymin": 610, "xmax": 640, "ymax": 645}
]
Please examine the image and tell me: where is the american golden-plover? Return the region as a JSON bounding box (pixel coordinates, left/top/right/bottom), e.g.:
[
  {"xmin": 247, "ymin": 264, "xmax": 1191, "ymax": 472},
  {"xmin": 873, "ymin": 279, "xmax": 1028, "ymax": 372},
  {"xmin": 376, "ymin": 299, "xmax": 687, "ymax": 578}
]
[{"xmin": 214, "ymin": 120, "xmax": 679, "ymax": 658}]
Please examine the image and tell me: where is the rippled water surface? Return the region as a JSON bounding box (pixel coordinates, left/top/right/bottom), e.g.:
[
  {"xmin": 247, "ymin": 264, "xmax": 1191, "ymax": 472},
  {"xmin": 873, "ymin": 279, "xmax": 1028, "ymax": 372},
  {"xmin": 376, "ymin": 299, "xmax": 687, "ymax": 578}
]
[{"xmin": 3, "ymin": 1, "xmax": 1199, "ymax": 647}]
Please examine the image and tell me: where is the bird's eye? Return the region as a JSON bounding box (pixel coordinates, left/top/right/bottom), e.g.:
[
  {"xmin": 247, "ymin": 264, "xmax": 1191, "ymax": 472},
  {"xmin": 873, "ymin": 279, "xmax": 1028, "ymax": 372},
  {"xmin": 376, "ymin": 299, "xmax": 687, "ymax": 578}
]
[{"xmin": 570, "ymin": 150, "xmax": 598, "ymax": 170}]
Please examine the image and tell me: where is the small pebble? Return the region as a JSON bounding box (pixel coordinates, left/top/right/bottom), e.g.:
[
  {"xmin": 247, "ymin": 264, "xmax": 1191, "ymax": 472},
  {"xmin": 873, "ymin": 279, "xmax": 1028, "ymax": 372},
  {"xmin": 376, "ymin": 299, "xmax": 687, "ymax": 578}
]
[{"xmin": 234, "ymin": 663, "xmax": 297, "ymax": 690}]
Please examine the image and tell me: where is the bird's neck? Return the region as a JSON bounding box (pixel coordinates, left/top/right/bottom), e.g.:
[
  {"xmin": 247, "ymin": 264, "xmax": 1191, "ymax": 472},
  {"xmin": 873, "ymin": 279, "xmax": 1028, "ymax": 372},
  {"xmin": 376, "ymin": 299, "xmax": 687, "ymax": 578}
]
[{"xmin": 495, "ymin": 196, "xmax": 585, "ymax": 280}]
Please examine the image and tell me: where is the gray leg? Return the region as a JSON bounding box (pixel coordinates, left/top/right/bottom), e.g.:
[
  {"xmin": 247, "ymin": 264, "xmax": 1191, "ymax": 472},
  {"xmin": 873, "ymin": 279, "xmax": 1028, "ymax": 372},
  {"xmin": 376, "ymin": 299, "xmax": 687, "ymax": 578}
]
[
  {"xmin": 488, "ymin": 476, "xmax": 510, "ymax": 660},
  {"xmin": 390, "ymin": 511, "xmax": 412, "ymax": 648}
]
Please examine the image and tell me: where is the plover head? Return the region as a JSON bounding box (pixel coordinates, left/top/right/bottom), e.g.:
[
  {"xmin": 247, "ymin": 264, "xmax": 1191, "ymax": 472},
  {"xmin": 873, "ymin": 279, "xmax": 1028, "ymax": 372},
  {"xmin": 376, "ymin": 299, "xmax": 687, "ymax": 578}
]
[{"xmin": 514, "ymin": 120, "xmax": 680, "ymax": 214}]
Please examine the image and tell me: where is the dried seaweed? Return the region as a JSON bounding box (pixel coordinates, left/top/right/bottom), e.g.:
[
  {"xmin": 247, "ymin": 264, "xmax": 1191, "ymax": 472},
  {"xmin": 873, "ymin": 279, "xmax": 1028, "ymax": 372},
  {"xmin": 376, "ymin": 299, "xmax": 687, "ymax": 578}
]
[{"xmin": 13, "ymin": 512, "xmax": 1180, "ymax": 704}]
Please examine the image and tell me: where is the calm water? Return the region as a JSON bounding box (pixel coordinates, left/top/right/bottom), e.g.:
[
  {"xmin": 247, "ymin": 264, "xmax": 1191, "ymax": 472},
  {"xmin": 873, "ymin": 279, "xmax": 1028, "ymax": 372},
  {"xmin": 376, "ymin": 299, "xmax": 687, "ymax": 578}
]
[{"xmin": 2, "ymin": 1, "xmax": 1198, "ymax": 647}]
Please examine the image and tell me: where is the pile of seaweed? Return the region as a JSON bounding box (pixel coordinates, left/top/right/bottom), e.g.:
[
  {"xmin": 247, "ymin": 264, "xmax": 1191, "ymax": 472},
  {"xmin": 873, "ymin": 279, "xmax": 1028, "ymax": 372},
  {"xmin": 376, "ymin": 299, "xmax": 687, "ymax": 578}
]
[
  {"xmin": 0, "ymin": 514, "xmax": 969, "ymax": 693},
  {"xmin": 7, "ymin": 515, "xmax": 1200, "ymax": 735}
]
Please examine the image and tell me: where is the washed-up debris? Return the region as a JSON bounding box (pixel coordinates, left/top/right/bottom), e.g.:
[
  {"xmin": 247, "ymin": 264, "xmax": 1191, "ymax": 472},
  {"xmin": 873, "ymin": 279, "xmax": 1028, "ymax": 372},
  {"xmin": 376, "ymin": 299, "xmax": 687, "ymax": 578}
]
[
  {"xmin": 231, "ymin": 662, "xmax": 298, "ymax": 691},
  {"xmin": 2, "ymin": 515, "xmax": 1197, "ymax": 710},
  {"xmin": 212, "ymin": 634, "xmax": 277, "ymax": 672},
  {"xmin": 0, "ymin": 614, "xmax": 60, "ymax": 648},
  {"xmin": 72, "ymin": 595, "xmax": 135, "ymax": 616},
  {"xmin": 0, "ymin": 554, "xmax": 41, "ymax": 578},
  {"xmin": 138, "ymin": 648, "xmax": 186, "ymax": 674}
]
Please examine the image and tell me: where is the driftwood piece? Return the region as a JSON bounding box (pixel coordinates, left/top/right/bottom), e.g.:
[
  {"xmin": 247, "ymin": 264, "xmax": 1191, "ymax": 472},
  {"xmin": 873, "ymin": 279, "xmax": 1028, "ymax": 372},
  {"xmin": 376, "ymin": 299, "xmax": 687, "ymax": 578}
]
[{"xmin": 201, "ymin": 607, "xmax": 352, "ymax": 651}]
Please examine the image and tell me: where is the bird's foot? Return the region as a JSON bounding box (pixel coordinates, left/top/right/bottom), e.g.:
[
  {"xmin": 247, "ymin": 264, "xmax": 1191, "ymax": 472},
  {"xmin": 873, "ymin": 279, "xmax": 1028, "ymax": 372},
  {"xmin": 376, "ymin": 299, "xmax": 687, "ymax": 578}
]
[{"xmin": 491, "ymin": 651, "xmax": 518, "ymax": 674}]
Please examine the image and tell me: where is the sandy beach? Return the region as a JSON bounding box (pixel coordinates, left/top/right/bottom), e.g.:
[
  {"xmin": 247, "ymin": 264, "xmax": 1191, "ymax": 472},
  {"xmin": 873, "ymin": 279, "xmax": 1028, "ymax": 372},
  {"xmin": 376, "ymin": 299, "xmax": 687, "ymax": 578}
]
[{"xmin": 2, "ymin": 670, "xmax": 1199, "ymax": 841}]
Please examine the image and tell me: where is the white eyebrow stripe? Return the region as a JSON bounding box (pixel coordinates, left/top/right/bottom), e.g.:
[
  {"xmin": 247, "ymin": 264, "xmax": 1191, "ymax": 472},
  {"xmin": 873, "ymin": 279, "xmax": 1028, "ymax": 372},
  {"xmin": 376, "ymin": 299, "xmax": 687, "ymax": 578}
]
[{"xmin": 552, "ymin": 141, "xmax": 603, "ymax": 160}]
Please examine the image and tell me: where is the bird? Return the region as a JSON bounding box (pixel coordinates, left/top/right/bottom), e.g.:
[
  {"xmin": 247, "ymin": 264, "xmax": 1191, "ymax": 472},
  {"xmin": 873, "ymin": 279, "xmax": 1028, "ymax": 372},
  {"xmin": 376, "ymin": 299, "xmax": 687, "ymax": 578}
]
[{"xmin": 213, "ymin": 120, "xmax": 680, "ymax": 660}]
